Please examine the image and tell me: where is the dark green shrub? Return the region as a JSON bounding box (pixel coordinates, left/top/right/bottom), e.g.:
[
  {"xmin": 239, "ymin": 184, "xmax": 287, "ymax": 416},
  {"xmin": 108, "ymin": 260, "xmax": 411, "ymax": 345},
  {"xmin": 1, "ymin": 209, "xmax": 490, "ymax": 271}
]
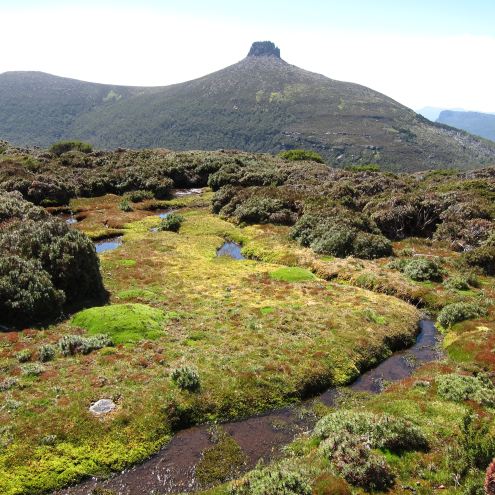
[
  {"xmin": 124, "ymin": 190, "xmax": 154, "ymax": 203},
  {"xmin": 0, "ymin": 256, "xmax": 65, "ymax": 327},
  {"xmin": 402, "ymin": 258, "xmax": 442, "ymax": 282},
  {"xmin": 59, "ymin": 334, "xmax": 113, "ymax": 356},
  {"xmin": 437, "ymin": 302, "xmax": 487, "ymax": 328},
  {"xmin": 0, "ymin": 215, "xmax": 105, "ymax": 306},
  {"xmin": 229, "ymin": 465, "xmax": 311, "ymax": 495},
  {"xmin": 171, "ymin": 365, "xmax": 200, "ymax": 391},
  {"xmin": 38, "ymin": 344, "xmax": 56, "ymax": 363},
  {"xmin": 278, "ymin": 149, "xmax": 324, "ymax": 163},
  {"xmin": 311, "ymin": 227, "xmax": 356, "ymax": 258},
  {"xmin": 352, "ymin": 232, "xmax": 393, "ymax": 259},
  {"xmin": 157, "ymin": 213, "xmax": 184, "ymax": 232},
  {"xmin": 461, "ymin": 246, "xmax": 495, "ymax": 275},
  {"xmin": 50, "ymin": 140, "xmax": 92, "ymax": 156},
  {"xmin": 233, "ymin": 196, "xmax": 296, "ymax": 225}
]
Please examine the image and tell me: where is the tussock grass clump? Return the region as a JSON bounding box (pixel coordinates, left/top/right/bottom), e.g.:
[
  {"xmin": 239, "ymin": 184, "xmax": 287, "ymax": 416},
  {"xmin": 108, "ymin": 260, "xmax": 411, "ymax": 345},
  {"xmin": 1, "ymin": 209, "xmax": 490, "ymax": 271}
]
[
  {"xmin": 71, "ymin": 304, "xmax": 165, "ymax": 344},
  {"xmin": 229, "ymin": 465, "xmax": 311, "ymax": 495},
  {"xmin": 437, "ymin": 302, "xmax": 487, "ymax": 328},
  {"xmin": 436, "ymin": 374, "xmax": 495, "ymax": 406}
]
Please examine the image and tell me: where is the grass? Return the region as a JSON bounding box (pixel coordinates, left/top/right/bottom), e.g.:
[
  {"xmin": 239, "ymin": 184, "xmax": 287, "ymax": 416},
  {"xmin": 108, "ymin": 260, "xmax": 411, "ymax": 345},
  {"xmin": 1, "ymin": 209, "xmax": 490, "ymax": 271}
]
[{"xmin": 71, "ymin": 303, "xmax": 166, "ymax": 344}]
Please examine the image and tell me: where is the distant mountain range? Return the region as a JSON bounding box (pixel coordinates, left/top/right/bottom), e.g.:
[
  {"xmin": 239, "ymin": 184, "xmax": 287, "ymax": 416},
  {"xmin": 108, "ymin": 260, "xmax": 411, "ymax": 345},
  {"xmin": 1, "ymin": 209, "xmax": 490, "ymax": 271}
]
[
  {"xmin": 1, "ymin": 41, "xmax": 495, "ymax": 171},
  {"xmin": 436, "ymin": 110, "xmax": 495, "ymax": 142}
]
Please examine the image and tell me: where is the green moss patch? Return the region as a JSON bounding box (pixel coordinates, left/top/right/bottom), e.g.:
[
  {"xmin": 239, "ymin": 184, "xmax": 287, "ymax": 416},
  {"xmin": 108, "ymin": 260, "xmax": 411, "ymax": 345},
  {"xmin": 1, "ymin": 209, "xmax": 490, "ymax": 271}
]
[
  {"xmin": 71, "ymin": 303, "xmax": 166, "ymax": 343},
  {"xmin": 269, "ymin": 267, "xmax": 316, "ymax": 283}
]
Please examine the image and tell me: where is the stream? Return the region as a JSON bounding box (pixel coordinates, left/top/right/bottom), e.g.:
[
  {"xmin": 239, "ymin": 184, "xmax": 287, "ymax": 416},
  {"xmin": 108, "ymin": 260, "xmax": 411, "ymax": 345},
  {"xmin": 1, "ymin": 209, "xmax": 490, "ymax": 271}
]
[{"xmin": 55, "ymin": 320, "xmax": 441, "ymax": 495}]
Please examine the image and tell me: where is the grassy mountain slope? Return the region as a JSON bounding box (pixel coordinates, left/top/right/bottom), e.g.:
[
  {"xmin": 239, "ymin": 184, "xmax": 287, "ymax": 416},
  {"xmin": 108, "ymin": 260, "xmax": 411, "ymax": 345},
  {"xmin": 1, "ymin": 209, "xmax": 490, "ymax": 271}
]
[
  {"xmin": 2, "ymin": 42, "xmax": 495, "ymax": 170},
  {"xmin": 0, "ymin": 71, "xmax": 155, "ymax": 146},
  {"xmin": 437, "ymin": 109, "xmax": 495, "ymax": 142}
]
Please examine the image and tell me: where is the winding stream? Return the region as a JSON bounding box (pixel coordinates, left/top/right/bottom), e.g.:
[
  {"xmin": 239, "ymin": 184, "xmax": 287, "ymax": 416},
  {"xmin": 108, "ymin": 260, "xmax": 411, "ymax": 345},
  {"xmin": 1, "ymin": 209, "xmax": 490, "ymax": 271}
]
[{"xmin": 55, "ymin": 320, "xmax": 441, "ymax": 495}]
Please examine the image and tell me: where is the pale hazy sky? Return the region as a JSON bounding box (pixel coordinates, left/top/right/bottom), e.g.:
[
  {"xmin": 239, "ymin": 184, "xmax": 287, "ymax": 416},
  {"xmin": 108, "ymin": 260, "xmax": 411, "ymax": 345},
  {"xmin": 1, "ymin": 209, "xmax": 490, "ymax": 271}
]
[{"xmin": 1, "ymin": 0, "xmax": 495, "ymax": 112}]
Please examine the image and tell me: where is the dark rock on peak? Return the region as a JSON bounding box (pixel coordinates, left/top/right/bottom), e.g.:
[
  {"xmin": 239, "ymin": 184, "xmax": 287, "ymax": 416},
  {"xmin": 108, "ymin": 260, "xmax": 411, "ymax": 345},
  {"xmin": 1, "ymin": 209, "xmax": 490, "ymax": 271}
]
[{"xmin": 247, "ymin": 41, "xmax": 280, "ymax": 58}]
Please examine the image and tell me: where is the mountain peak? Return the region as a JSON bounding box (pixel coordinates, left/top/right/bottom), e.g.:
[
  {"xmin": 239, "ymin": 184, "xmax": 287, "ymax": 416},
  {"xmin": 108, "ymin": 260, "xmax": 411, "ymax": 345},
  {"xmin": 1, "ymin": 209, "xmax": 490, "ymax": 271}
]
[{"xmin": 247, "ymin": 41, "xmax": 280, "ymax": 58}]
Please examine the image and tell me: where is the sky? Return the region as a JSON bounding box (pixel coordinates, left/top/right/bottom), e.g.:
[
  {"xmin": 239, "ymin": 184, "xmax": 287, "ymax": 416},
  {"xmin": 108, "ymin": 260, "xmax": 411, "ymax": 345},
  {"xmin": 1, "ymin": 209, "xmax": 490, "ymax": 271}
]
[{"xmin": 1, "ymin": 0, "xmax": 495, "ymax": 112}]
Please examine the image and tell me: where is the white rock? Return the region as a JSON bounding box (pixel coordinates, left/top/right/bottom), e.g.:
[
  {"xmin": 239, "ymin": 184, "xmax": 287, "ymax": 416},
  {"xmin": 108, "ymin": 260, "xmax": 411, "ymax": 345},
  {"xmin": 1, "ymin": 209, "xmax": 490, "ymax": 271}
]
[{"xmin": 89, "ymin": 399, "xmax": 116, "ymax": 415}]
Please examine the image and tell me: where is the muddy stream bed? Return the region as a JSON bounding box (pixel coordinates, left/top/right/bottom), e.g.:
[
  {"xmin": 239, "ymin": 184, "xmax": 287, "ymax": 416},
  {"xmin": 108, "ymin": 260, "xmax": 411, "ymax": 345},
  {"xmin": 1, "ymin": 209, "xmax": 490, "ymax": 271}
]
[{"xmin": 55, "ymin": 320, "xmax": 441, "ymax": 495}]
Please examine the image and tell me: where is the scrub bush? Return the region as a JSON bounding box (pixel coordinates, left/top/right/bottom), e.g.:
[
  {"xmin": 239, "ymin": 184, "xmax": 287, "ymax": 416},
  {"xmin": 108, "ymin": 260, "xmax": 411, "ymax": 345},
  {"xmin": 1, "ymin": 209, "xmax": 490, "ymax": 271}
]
[
  {"xmin": 59, "ymin": 334, "xmax": 113, "ymax": 356},
  {"xmin": 171, "ymin": 365, "xmax": 200, "ymax": 391},
  {"xmin": 278, "ymin": 149, "xmax": 324, "ymax": 163},
  {"xmin": 402, "ymin": 258, "xmax": 442, "ymax": 282},
  {"xmin": 352, "ymin": 232, "xmax": 393, "ymax": 259},
  {"xmin": 50, "ymin": 140, "xmax": 93, "ymax": 156},
  {"xmin": 38, "ymin": 344, "xmax": 56, "ymax": 362},
  {"xmin": 314, "ymin": 410, "xmax": 428, "ymax": 452},
  {"xmin": 319, "ymin": 431, "xmax": 395, "ymax": 491},
  {"xmin": 437, "ymin": 302, "xmax": 486, "ymax": 328},
  {"xmin": 436, "ymin": 374, "xmax": 495, "ymax": 406},
  {"xmin": 0, "ymin": 256, "xmax": 65, "ymax": 327},
  {"xmin": 15, "ymin": 349, "xmax": 32, "ymax": 363},
  {"xmin": 229, "ymin": 465, "xmax": 311, "ymax": 495},
  {"xmin": 157, "ymin": 213, "xmax": 184, "ymax": 232}
]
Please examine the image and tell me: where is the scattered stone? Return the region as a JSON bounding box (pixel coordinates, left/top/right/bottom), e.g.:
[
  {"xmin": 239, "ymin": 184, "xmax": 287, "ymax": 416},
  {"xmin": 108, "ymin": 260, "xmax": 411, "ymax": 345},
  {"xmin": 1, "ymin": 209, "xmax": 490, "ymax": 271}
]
[{"xmin": 89, "ymin": 399, "xmax": 116, "ymax": 416}]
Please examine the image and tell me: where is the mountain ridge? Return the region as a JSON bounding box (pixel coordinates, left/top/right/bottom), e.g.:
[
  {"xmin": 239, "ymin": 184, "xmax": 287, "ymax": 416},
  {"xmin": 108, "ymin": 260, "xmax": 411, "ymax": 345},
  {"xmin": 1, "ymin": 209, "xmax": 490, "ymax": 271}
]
[{"xmin": 1, "ymin": 42, "xmax": 495, "ymax": 171}]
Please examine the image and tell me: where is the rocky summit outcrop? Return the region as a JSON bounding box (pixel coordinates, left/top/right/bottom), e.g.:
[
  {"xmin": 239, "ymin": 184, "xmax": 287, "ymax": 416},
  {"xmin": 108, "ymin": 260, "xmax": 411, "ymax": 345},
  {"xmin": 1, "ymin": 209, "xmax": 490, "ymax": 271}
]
[
  {"xmin": 1, "ymin": 42, "xmax": 495, "ymax": 171},
  {"xmin": 247, "ymin": 41, "xmax": 281, "ymax": 58}
]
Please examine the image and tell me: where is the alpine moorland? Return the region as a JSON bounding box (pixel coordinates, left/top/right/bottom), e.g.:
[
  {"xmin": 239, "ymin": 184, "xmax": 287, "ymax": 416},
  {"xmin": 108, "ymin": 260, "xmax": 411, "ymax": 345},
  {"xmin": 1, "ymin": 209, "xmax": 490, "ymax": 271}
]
[{"xmin": 0, "ymin": 136, "xmax": 494, "ymax": 494}]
